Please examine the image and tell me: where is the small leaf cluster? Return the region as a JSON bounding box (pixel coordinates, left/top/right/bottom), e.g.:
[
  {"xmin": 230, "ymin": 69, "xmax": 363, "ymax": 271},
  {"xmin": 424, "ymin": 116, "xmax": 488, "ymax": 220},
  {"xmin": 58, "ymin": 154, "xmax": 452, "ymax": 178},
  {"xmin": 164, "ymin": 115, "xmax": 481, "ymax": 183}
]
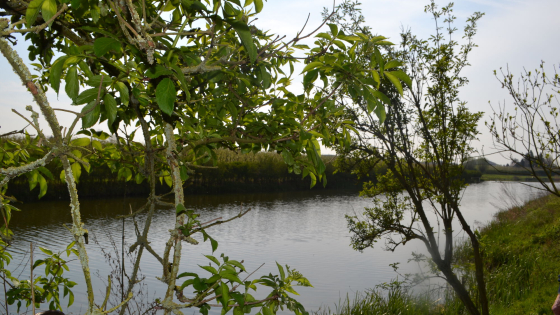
[{"xmin": 6, "ymin": 243, "xmax": 78, "ymax": 312}]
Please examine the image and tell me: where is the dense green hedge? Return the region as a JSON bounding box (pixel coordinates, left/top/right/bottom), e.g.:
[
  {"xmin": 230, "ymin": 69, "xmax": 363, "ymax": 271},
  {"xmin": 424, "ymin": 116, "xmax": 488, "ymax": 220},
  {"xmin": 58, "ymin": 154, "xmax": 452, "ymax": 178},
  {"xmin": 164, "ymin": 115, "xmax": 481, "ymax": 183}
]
[
  {"xmin": 5, "ymin": 148, "xmax": 361, "ymax": 202},
  {"xmin": 3, "ymin": 137, "xmax": 484, "ymax": 202}
]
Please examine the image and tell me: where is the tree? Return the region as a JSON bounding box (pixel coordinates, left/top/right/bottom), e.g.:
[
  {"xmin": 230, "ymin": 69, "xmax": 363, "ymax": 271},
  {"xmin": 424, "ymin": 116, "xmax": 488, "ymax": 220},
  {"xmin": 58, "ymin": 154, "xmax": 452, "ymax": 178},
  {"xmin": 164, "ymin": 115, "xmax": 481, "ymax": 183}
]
[
  {"xmin": 487, "ymin": 62, "xmax": 560, "ymax": 196},
  {"xmin": 329, "ymin": 2, "xmax": 488, "ymax": 314},
  {"xmin": 0, "ymin": 0, "xmax": 408, "ymax": 313}
]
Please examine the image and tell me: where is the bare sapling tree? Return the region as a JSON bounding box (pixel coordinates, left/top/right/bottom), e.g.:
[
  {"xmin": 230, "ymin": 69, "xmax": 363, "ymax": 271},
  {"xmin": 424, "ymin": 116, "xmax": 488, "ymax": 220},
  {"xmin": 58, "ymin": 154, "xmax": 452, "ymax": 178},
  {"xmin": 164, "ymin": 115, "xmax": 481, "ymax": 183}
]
[{"xmin": 487, "ymin": 61, "xmax": 560, "ymax": 196}]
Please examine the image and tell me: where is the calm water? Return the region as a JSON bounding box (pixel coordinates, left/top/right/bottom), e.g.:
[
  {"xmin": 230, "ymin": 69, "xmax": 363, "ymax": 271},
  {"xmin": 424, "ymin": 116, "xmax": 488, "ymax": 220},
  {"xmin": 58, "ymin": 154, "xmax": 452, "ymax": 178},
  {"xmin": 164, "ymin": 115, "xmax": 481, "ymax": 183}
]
[{"xmin": 5, "ymin": 181, "xmax": 546, "ymax": 314}]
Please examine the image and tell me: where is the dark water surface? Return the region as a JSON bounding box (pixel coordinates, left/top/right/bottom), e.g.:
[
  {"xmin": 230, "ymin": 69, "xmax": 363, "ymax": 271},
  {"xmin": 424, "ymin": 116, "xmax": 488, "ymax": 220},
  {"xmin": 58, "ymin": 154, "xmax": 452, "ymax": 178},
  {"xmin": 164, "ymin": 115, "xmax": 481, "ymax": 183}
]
[{"xmin": 5, "ymin": 181, "xmax": 546, "ymax": 314}]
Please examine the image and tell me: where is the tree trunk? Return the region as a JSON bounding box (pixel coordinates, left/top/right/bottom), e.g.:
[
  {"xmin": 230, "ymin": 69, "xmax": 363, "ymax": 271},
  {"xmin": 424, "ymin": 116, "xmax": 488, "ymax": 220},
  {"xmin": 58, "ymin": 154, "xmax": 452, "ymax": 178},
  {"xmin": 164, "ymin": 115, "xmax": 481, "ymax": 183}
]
[{"xmin": 436, "ymin": 260, "xmax": 481, "ymax": 315}]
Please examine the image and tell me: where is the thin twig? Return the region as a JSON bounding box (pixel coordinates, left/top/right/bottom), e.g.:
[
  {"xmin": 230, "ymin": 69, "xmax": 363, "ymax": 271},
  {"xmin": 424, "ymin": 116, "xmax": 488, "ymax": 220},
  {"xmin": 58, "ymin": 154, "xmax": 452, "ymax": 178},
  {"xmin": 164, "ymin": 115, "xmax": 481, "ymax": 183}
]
[
  {"xmin": 0, "ymin": 124, "xmax": 29, "ymax": 138},
  {"xmin": 4, "ymin": 4, "xmax": 68, "ymax": 34},
  {"xmin": 53, "ymin": 108, "xmax": 81, "ymax": 115},
  {"xmin": 30, "ymin": 242, "xmax": 35, "ymax": 315}
]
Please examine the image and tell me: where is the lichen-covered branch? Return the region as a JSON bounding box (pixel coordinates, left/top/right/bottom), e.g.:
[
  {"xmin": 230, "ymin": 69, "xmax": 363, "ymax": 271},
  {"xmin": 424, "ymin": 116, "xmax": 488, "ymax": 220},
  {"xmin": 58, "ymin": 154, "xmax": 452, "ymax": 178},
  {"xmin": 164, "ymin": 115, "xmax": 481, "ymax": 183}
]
[
  {"xmin": 162, "ymin": 122, "xmax": 186, "ymax": 315},
  {"xmin": 0, "ymin": 149, "xmax": 55, "ymax": 178},
  {"xmin": 0, "ymin": 35, "xmax": 97, "ymax": 314}
]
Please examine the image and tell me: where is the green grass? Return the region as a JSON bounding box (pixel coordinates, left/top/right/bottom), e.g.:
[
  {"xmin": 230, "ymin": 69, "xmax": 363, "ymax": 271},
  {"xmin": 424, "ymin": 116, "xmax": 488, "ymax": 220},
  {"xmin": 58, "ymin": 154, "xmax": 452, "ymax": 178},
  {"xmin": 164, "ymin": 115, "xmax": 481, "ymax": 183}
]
[
  {"xmin": 314, "ymin": 287, "xmax": 435, "ymax": 315},
  {"xmin": 319, "ymin": 193, "xmax": 560, "ymax": 315},
  {"xmin": 475, "ymin": 193, "xmax": 560, "ymax": 314}
]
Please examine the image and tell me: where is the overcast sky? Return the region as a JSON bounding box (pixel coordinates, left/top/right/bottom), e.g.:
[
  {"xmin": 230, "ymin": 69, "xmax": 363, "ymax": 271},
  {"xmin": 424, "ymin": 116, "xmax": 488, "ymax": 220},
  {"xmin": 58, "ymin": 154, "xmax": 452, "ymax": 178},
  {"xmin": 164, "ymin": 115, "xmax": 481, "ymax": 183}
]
[{"xmin": 1, "ymin": 0, "xmax": 559, "ymax": 163}]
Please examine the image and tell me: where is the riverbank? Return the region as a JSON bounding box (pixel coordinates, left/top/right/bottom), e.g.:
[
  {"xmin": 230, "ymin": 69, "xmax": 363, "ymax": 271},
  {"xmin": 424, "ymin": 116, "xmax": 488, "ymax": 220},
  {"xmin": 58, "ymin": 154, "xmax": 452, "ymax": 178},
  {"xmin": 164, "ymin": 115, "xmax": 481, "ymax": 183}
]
[
  {"xmin": 470, "ymin": 192, "xmax": 560, "ymax": 314},
  {"xmin": 481, "ymin": 174, "xmax": 560, "ymax": 182},
  {"xmin": 317, "ymin": 192, "xmax": 560, "ymax": 315}
]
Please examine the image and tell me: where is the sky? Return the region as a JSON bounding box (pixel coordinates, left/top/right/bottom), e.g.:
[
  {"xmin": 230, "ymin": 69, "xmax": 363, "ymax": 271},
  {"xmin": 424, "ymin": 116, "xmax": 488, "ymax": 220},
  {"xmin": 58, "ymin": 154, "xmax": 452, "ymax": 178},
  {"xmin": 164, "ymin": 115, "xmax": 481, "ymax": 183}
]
[{"xmin": 1, "ymin": 0, "xmax": 559, "ymax": 164}]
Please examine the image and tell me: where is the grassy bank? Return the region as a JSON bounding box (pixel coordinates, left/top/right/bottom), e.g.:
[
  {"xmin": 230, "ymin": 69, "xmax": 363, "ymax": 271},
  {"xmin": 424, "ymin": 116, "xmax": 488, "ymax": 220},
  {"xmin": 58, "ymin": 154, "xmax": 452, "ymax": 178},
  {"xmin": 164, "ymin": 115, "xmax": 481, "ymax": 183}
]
[
  {"xmin": 474, "ymin": 193, "xmax": 560, "ymax": 314},
  {"xmin": 319, "ymin": 193, "xmax": 560, "ymax": 315},
  {"xmin": 481, "ymin": 174, "xmax": 560, "ymax": 182}
]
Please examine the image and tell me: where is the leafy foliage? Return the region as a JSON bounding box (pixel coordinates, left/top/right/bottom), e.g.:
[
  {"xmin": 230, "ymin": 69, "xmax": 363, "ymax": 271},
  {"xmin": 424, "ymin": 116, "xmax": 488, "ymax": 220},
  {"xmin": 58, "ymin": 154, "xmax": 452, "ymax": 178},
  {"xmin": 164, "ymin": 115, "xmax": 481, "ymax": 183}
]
[
  {"xmin": 6, "ymin": 243, "xmax": 78, "ymax": 312},
  {"xmin": 327, "ymin": 1, "xmax": 489, "ymax": 315},
  {"xmin": 0, "ymin": 0, "xmax": 408, "ymax": 313}
]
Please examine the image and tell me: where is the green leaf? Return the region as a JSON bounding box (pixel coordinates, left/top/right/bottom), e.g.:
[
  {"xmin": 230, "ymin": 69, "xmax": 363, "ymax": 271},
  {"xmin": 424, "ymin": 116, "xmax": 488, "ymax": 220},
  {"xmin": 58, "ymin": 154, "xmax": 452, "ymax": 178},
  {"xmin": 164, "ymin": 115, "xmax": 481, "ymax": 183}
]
[
  {"xmin": 65, "ymin": 65, "xmax": 80, "ymax": 100},
  {"xmin": 114, "ymin": 82, "xmax": 129, "ymax": 106},
  {"xmin": 177, "ymin": 272, "xmax": 198, "ymax": 279},
  {"xmin": 244, "ymin": 0, "xmax": 253, "ymax": 6},
  {"xmin": 180, "ymin": 165, "xmax": 189, "ymax": 181},
  {"xmin": 371, "ymin": 70, "xmax": 381, "ymax": 89},
  {"xmin": 71, "ymin": 162, "xmax": 81, "ymax": 183},
  {"xmin": 50, "ymin": 56, "xmax": 69, "ymax": 94},
  {"xmin": 103, "ymin": 93, "xmax": 118, "ymax": 125},
  {"xmin": 210, "ymin": 237, "xmax": 218, "ymax": 253},
  {"xmin": 227, "ymin": 260, "xmax": 246, "ymax": 271},
  {"xmin": 221, "ymin": 273, "xmax": 242, "ymax": 283},
  {"xmin": 90, "ymin": 4, "xmax": 100, "ymax": 22},
  {"xmin": 333, "ymin": 40, "xmax": 346, "ymax": 50},
  {"xmin": 200, "ymin": 265, "xmax": 218, "ymax": 275},
  {"xmin": 38, "ymin": 174, "xmax": 47, "ymax": 199},
  {"xmin": 145, "ymin": 65, "xmax": 173, "ymax": 79},
  {"xmin": 301, "ymin": 62, "xmax": 323, "ymax": 73},
  {"xmin": 155, "ymin": 78, "xmax": 176, "ymax": 115},
  {"xmin": 74, "ymin": 88, "xmax": 103, "ymax": 105},
  {"xmin": 176, "ymin": 203, "xmax": 187, "ymax": 215},
  {"xmin": 168, "ymin": 64, "xmax": 190, "ymax": 97},
  {"xmin": 70, "ymin": 138, "xmax": 90, "ymax": 147},
  {"xmin": 366, "ymin": 96, "xmax": 378, "ymax": 114},
  {"xmin": 221, "ymin": 282, "xmax": 229, "ymax": 306},
  {"xmin": 328, "ymin": 23, "xmax": 338, "ymax": 36},
  {"xmin": 276, "ymin": 262, "xmax": 285, "ymax": 281},
  {"xmin": 262, "ymin": 304, "xmax": 273, "ymax": 315},
  {"xmin": 384, "ymin": 72, "xmax": 403, "ymax": 96},
  {"xmin": 26, "ymin": 0, "xmax": 45, "ymax": 27},
  {"xmin": 303, "ymin": 69, "xmax": 319, "ymax": 91},
  {"xmin": 28, "ymin": 170, "xmax": 38, "ymax": 191},
  {"xmin": 41, "ymin": 0, "xmax": 57, "ymax": 27},
  {"xmin": 253, "ymin": 0, "xmax": 262, "ymax": 13},
  {"xmin": 92, "ymin": 140, "xmax": 103, "ymax": 151},
  {"xmin": 68, "ymin": 290, "xmax": 74, "ymax": 307},
  {"xmin": 90, "ymin": 130, "xmax": 110, "ymax": 140},
  {"xmin": 375, "ymin": 103, "xmax": 386, "ymax": 123},
  {"xmin": 93, "ymin": 37, "xmax": 121, "ymax": 57},
  {"xmin": 388, "ymin": 70, "xmax": 412, "ymax": 89},
  {"xmin": 38, "ymin": 166, "xmax": 54, "ymax": 180},
  {"xmin": 384, "ymin": 60, "xmax": 403, "ymax": 70},
  {"xmin": 134, "ymin": 173, "xmax": 144, "ymax": 184},
  {"xmin": 370, "ymin": 89, "xmax": 391, "ymax": 106},
  {"xmin": 316, "ymin": 32, "xmax": 331, "ymax": 41},
  {"xmin": 81, "ymin": 100, "xmax": 101, "ymax": 128},
  {"xmin": 40, "ymin": 247, "xmax": 53, "ymax": 256},
  {"xmin": 229, "ymin": 20, "xmax": 257, "ymax": 63},
  {"xmin": 281, "ymin": 149, "xmax": 295, "ymax": 166},
  {"xmin": 309, "ymin": 171, "xmax": 316, "ymax": 188},
  {"xmin": 86, "ymin": 75, "xmax": 111, "ymax": 88},
  {"xmin": 339, "ymin": 34, "xmax": 361, "ymax": 42},
  {"xmin": 205, "ymin": 255, "xmax": 220, "ymax": 265},
  {"xmin": 78, "ymin": 61, "xmax": 93, "ymax": 79},
  {"xmin": 117, "ymin": 167, "xmax": 132, "ymax": 181}
]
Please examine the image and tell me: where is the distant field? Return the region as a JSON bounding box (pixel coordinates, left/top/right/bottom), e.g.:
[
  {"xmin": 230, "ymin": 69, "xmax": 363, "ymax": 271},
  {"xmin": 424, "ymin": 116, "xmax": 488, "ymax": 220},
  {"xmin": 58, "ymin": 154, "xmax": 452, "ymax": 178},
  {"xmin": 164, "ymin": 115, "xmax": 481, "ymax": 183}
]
[{"xmin": 481, "ymin": 174, "xmax": 560, "ymax": 182}]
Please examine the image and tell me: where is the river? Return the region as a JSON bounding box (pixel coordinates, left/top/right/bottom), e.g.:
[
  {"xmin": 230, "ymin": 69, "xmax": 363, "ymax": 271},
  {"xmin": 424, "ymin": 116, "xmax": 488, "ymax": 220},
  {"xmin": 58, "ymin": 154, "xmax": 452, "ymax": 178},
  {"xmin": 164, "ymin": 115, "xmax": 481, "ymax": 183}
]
[{"xmin": 4, "ymin": 181, "xmax": 547, "ymax": 314}]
